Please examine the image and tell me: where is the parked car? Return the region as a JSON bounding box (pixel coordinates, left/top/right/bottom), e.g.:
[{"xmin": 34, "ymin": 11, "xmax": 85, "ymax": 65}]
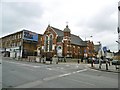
[
  {"xmin": 87, "ymin": 58, "xmax": 92, "ymax": 63},
  {"xmin": 87, "ymin": 57, "xmax": 99, "ymax": 64},
  {"xmin": 101, "ymin": 59, "xmax": 106, "ymax": 63},
  {"xmin": 94, "ymin": 58, "xmax": 99, "ymax": 64},
  {"xmin": 112, "ymin": 60, "xmax": 120, "ymax": 65}
]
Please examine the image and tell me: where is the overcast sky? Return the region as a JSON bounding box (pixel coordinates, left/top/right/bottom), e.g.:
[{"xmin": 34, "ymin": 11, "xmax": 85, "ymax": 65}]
[{"xmin": 1, "ymin": 0, "xmax": 119, "ymax": 52}]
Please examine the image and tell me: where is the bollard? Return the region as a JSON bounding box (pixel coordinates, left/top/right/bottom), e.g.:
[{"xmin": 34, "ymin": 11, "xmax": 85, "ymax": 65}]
[
  {"xmin": 99, "ymin": 62, "xmax": 102, "ymax": 69},
  {"xmin": 56, "ymin": 61, "xmax": 58, "ymax": 64},
  {"xmin": 91, "ymin": 59, "xmax": 94, "ymax": 67},
  {"xmin": 99, "ymin": 65, "xmax": 101, "ymax": 69},
  {"xmin": 108, "ymin": 61, "xmax": 110, "ymax": 66},
  {"xmin": 106, "ymin": 63, "xmax": 108, "ymax": 70},
  {"xmin": 78, "ymin": 60, "xmax": 80, "ymax": 64},
  {"xmin": 50, "ymin": 60, "xmax": 52, "ymax": 64}
]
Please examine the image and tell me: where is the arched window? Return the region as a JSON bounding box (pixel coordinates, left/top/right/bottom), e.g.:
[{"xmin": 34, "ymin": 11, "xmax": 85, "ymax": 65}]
[
  {"xmin": 49, "ymin": 34, "xmax": 53, "ymax": 51},
  {"xmin": 57, "ymin": 45, "xmax": 62, "ymax": 57},
  {"xmin": 45, "ymin": 35, "xmax": 48, "ymax": 51}
]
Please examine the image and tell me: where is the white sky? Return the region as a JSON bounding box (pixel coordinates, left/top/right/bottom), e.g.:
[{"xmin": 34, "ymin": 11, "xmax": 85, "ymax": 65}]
[{"xmin": 0, "ymin": 0, "xmax": 119, "ymax": 52}]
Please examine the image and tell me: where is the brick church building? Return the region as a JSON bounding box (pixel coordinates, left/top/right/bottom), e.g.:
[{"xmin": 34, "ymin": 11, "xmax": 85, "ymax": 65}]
[{"xmin": 37, "ymin": 25, "xmax": 95, "ymax": 59}]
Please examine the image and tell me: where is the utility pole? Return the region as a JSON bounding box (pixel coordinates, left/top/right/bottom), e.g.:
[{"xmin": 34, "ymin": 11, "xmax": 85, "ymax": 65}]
[
  {"xmin": 97, "ymin": 41, "xmax": 102, "ymax": 69},
  {"xmin": 103, "ymin": 46, "xmax": 108, "ymax": 70}
]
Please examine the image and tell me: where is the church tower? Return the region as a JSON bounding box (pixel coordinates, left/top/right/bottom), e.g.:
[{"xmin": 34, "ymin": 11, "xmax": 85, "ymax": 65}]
[{"xmin": 63, "ymin": 25, "xmax": 71, "ymax": 57}]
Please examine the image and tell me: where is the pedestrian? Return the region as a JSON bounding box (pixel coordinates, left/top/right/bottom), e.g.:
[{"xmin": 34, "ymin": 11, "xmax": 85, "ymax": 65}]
[{"xmin": 91, "ymin": 60, "xmax": 93, "ymax": 67}]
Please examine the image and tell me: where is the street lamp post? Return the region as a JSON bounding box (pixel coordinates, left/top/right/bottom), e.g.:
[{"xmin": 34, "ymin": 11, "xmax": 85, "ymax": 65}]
[
  {"xmin": 97, "ymin": 41, "xmax": 102, "ymax": 69},
  {"xmin": 116, "ymin": 41, "xmax": 120, "ymax": 51},
  {"xmin": 116, "ymin": 41, "xmax": 120, "ymax": 44}
]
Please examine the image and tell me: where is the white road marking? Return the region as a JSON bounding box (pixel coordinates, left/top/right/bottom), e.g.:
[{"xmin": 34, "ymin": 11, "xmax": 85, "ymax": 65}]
[
  {"xmin": 72, "ymin": 72, "xmax": 76, "ymax": 74},
  {"xmin": 4, "ymin": 61, "xmax": 41, "ymax": 68},
  {"xmin": 47, "ymin": 68, "xmax": 52, "ymax": 70},
  {"xmin": 58, "ymin": 73, "xmax": 72, "ymax": 77},
  {"xmin": 15, "ymin": 68, "xmax": 88, "ymax": 88},
  {"xmin": 43, "ymin": 75, "xmax": 59, "ymax": 81},
  {"xmin": 45, "ymin": 69, "xmax": 88, "ymax": 81},
  {"xmin": 76, "ymin": 69, "xmax": 87, "ymax": 73}
]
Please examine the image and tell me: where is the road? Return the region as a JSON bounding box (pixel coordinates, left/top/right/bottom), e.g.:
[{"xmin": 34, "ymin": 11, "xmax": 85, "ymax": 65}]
[{"xmin": 2, "ymin": 58, "xmax": 118, "ymax": 88}]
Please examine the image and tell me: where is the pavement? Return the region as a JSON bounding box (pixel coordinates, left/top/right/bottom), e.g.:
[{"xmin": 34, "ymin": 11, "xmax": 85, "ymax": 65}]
[{"xmin": 87, "ymin": 63, "xmax": 120, "ymax": 73}]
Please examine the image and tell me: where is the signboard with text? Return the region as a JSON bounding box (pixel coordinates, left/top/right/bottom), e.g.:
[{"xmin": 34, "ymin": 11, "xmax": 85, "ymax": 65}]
[
  {"xmin": 103, "ymin": 46, "xmax": 107, "ymax": 53},
  {"xmin": 23, "ymin": 30, "xmax": 38, "ymax": 41}
]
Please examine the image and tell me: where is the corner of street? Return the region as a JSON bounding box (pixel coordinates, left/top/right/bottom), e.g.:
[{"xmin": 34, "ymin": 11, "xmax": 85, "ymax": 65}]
[
  {"xmin": 1, "ymin": 57, "xmax": 119, "ymax": 88},
  {"xmin": 87, "ymin": 64, "xmax": 120, "ymax": 73}
]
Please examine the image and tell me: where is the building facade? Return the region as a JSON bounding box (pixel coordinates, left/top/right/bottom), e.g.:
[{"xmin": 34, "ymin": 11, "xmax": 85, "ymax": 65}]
[
  {"xmin": 1, "ymin": 25, "xmax": 95, "ymax": 59},
  {"xmin": 39, "ymin": 25, "xmax": 95, "ymax": 59},
  {"xmin": 1, "ymin": 29, "xmax": 42, "ymax": 58}
]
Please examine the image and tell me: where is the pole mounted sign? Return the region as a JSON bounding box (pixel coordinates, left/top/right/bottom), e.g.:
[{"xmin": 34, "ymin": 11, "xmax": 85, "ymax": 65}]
[
  {"xmin": 103, "ymin": 46, "xmax": 107, "ymax": 53},
  {"xmin": 103, "ymin": 46, "xmax": 107, "ymax": 57}
]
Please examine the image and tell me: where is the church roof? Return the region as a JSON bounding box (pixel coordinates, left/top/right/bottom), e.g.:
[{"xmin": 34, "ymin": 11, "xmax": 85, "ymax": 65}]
[
  {"xmin": 51, "ymin": 26, "xmax": 86, "ymax": 46},
  {"xmin": 51, "ymin": 27, "xmax": 64, "ymax": 36}
]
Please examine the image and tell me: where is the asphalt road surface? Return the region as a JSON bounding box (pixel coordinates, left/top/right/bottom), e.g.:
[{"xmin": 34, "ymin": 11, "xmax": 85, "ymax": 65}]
[{"xmin": 2, "ymin": 58, "xmax": 118, "ymax": 88}]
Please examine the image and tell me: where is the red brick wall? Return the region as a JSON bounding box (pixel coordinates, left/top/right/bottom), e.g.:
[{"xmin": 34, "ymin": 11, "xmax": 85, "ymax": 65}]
[
  {"xmin": 84, "ymin": 41, "xmax": 95, "ymax": 57},
  {"xmin": 41, "ymin": 27, "xmax": 57, "ymax": 46},
  {"xmin": 64, "ymin": 32, "xmax": 70, "ymax": 37},
  {"xmin": 41, "ymin": 26, "xmax": 58, "ymax": 56}
]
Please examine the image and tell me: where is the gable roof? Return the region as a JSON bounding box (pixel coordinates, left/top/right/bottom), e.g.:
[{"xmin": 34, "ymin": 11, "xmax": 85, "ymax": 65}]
[
  {"xmin": 51, "ymin": 27, "xmax": 64, "ymax": 36},
  {"xmin": 94, "ymin": 44, "xmax": 101, "ymax": 52},
  {"xmin": 51, "ymin": 26, "xmax": 86, "ymax": 46}
]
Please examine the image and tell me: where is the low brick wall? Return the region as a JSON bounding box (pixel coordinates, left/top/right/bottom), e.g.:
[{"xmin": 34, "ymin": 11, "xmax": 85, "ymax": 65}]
[
  {"xmin": 28, "ymin": 56, "xmax": 36, "ymax": 62},
  {"xmin": 113, "ymin": 56, "xmax": 120, "ymax": 60}
]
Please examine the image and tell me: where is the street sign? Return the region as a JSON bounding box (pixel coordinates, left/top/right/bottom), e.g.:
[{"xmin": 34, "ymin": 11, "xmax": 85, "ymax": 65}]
[{"xmin": 103, "ymin": 46, "xmax": 107, "ymax": 52}]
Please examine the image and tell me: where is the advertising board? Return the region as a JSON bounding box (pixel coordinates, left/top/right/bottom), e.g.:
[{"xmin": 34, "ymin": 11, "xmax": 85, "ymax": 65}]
[{"xmin": 23, "ymin": 30, "xmax": 38, "ymax": 41}]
